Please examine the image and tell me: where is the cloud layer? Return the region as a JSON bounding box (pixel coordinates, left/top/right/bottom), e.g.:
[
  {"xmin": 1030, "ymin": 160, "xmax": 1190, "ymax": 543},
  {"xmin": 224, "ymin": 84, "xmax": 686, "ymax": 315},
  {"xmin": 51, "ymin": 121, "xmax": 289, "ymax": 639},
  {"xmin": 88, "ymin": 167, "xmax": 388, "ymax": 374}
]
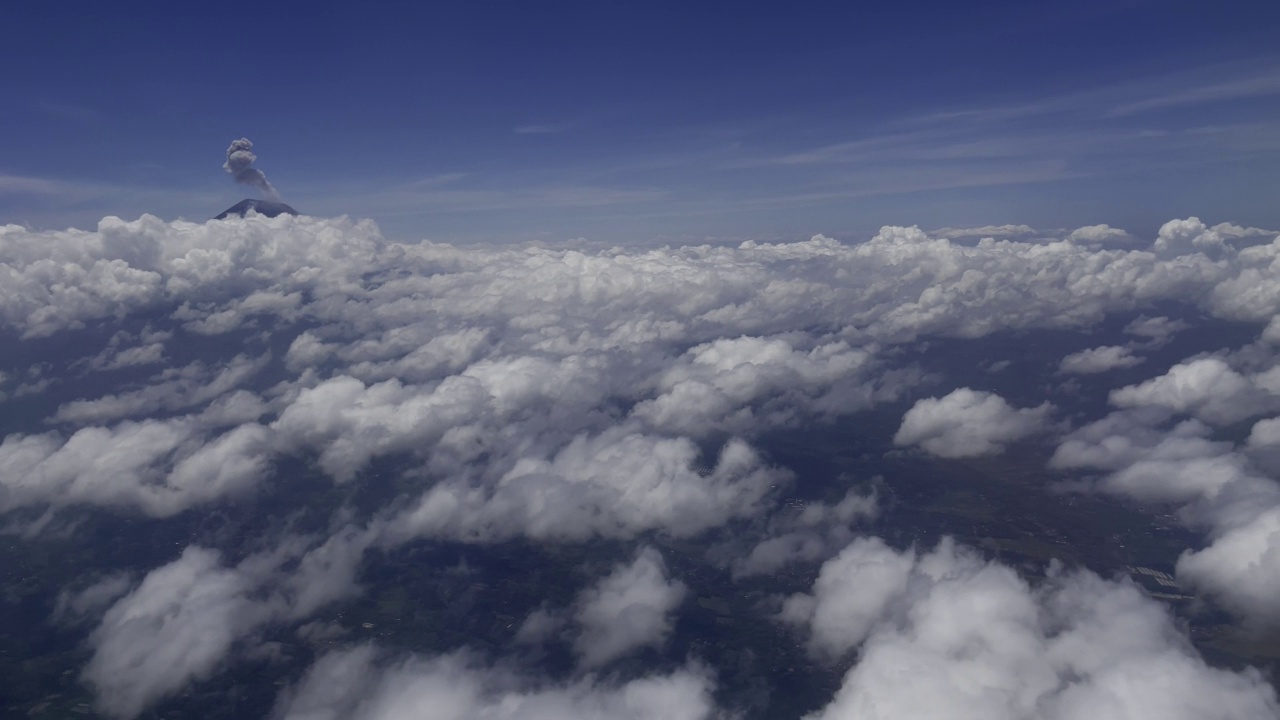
[
  {"xmin": 272, "ymin": 646, "xmax": 717, "ymax": 720},
  {"xmin": 795, "ymin": 539, "xmax": 1279, "ymax": 720},
  {"xmin": 1, "ymin": 211, "xmax": 1279, "ymax": 717}
]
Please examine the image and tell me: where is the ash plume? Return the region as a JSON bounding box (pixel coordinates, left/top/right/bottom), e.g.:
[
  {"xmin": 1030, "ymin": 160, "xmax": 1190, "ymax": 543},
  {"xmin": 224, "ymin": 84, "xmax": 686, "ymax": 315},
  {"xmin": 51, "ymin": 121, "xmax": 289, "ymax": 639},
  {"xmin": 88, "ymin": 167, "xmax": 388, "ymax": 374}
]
[{"xmin": 223, "ymin": 138, "xmax": 282, "ymax": 201}]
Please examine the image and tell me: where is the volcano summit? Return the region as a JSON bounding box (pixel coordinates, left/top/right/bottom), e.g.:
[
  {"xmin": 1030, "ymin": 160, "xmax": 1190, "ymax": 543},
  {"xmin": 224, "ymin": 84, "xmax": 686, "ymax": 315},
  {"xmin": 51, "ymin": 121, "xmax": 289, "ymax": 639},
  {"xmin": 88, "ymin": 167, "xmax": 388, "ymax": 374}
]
[{"xmin": 214, "ymin": 198, "xmax": 299, "ymax": 220}]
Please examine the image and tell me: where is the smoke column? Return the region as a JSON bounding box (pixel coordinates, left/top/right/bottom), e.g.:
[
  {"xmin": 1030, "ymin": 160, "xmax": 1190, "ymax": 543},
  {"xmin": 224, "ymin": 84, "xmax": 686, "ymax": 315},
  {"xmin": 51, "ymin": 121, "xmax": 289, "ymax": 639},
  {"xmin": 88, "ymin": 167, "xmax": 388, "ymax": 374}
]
[{"xmin": 223, "ymin": 138, "xmax": 282, "ymax": 201}]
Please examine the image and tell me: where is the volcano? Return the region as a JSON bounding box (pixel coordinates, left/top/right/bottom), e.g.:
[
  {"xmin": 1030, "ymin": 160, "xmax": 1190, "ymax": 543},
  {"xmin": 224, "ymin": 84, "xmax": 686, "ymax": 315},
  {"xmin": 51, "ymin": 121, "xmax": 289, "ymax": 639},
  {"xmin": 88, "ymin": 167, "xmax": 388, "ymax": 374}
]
[{"xmin": 214, "ymin": 198, "xmax": 299, "ymax": 220}]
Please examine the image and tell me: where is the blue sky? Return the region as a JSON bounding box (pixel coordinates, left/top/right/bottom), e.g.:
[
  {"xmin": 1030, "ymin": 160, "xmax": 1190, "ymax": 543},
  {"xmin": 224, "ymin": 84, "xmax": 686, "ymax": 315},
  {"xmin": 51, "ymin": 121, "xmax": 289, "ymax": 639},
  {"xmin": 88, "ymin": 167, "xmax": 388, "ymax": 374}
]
[{"xmin": 2, "ymin": 0, "xmax": 1278, "ymax": 243}]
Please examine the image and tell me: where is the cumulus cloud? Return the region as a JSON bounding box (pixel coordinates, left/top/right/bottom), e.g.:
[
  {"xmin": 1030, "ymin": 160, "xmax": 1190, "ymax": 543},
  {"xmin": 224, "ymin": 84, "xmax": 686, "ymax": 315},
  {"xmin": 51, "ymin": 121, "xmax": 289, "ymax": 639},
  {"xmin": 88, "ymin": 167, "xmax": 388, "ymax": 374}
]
[
  {"xmin": 1209, "ymin": 246, "xmax": 1280, "ymax": 323},
  {"xmin": 287, "ymin": 326, "xmax": 492, "ymax": 383},
  {"xmin": 1123, "ymin": 315, "xmax": 1189, "ymax": 345},
  {"xmin": 1066, "ymin": 223, "xmax": 1132, "ymax": 247},
  {"xmin": 73, "ymin": 327, "xmax": 171, "ymax": 373},
  {"xmin": 514, "ymin": 607, "xmax": 567, "ymax": 645},
  {"xmin": 3, "ymin": 213, "xmax": 1280, "ymax": 715},
  {"xmin": 0, "ymin": 419, "xmax": 271, "ymax": 517},
  {"xmin": 1263, "ymin": 316, "xmax": 1280, "ymax": 345},
  {"xmin": 1109, "ymin": 357, "xmax": 1280, "ymax": 425},
  {"xmin": 85, "ymin": 528, "xmax": 373, "ymax": 718},
  {"xmin": 793, "ymin": 538, "xmax": 1279, "ymax": 720},
  {"xmin": 54, "ymin": 353, "xmax": 269, "ymax": 425},
  {"xmin": 631, "ymin": 336, "xmax": 880, "ymax": 436},
  {"xmin": 270, "ymin": 372, "xmax": 504, "ymax": 483},
  {"xmin": 1247, "ymin": 416, "xmax": 1280, "ymax": 448},
  {"xmin": 0, "ymin": 211, "xmax": 1271, "ymax": 350},
  {"xmin": 384, "ymin": 429, "xmax": 787, "ymax": 543},
  {"xmin": 894, "ymin": 388, "xmax": 1052, "ymax": 458},
  {"xmin": 84, "ymin": 547, "xmax": 273, "ymax": 719},
  {"xmin": 1058, "ymin": 345, "xmax": 1144, "ymax": 374},
  {"xmin": 1153, "ymin": 216, "xmax": 1276, "ymax": 258},
  {"xmin": 52, "ymin": 573, "xmax": 134, "ymax": 624},
  {"xmin": 1051, "ymin": 401, "xmax": 1280, "ymax": 625},
  {"xmin": 1246, "ymin": 416, "xmax": 1280, "ymax": 473},
  {"xmin": 514, "ymin": 547, "xmax": 693, "ymax": 668},
  {"xmin": 780, "ymin": 536, "xmax": 915, "ymax": 659},
  {"xmin": 1177, "ymin": 502, "xmax": 1280, "ymax": 627},
  {"xmin": 175, "ymin": 290, "xmax": 303, "ymax": 335},
  {"xmin": 272, "ymin": 646, "xmax": 718, "ymax": 720},
  {"xmin": 0, "ymin": 213, "xmax": 381, "ymax": 339},
  {"xmin": 573, "ymin": 546, "xmax": 686, "ymax": 668},
  {"xmin": 1051, "ymin": 414, "xmax": 1246, "ymax": 503},
  {"xmin": 734, "ymin": 487, "xmax": 878, "ymax": 578}
]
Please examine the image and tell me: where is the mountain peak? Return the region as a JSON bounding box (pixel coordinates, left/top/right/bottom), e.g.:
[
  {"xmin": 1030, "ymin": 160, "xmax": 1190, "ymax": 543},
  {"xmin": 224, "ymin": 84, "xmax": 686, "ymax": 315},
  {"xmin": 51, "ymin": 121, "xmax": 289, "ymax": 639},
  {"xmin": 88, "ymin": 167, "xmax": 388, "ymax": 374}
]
[{"xmin": 214, "ymin": 198, "xmax": 299, "ymax": 220}]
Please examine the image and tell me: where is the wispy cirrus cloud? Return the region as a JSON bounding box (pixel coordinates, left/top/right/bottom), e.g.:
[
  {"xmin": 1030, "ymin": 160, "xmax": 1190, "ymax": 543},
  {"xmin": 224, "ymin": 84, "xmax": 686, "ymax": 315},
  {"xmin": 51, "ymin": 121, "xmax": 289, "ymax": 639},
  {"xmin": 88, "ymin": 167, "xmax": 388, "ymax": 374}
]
[
  {"xmin": 34, "ymin": 100, "xmax": 101, "ymax": 123},
  {"xmin": 514, "ymin": 121, "xmax": 575, "ymax": 135},
  {"xmin": 0, "ymin": 174, "xmax": 87, "ymax": 197},
  {"xmin": 734, "ymin": 59, "xmax": 1280, "ymax": 179},
  {"xmin": 1106, "ymin": 71, "xmax": 1280, "ymax": 117}
]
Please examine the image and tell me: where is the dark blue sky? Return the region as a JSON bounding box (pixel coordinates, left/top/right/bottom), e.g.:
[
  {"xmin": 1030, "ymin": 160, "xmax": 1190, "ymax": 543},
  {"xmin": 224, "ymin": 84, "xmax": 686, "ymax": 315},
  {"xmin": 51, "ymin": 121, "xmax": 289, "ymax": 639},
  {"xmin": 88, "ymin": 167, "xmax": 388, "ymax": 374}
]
[{"xmin": 3, "ymin": 0, "xmax": 1278, "ymax": 242}]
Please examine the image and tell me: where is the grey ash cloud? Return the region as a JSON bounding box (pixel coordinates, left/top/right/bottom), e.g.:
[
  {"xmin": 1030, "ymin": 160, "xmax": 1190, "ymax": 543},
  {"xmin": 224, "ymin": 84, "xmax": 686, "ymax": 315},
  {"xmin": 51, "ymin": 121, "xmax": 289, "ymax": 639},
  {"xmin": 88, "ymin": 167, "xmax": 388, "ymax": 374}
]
[{"xmin": 223, "ymin": 137, "xmax": 282, "ymax": 202}]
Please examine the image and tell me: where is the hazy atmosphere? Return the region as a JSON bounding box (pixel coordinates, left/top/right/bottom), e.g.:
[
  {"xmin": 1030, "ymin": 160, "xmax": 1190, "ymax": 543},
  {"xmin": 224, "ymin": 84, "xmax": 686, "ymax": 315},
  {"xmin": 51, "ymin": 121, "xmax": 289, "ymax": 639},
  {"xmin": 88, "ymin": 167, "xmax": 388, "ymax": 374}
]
[{"xmin": 3, "ymin": 2, "xmax": 1280, "ymax": 719}]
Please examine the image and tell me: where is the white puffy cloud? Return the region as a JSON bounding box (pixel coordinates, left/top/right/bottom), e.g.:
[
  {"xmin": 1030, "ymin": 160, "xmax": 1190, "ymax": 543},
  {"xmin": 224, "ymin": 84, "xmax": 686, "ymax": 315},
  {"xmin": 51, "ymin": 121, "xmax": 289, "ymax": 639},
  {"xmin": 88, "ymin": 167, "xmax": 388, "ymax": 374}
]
[
  {"xmin": 84, "ymin": 547, "xmax": 272, "ymax": 719},
  {"xmin": 1248, "ymin": 417, "xmax": 1280, "ymax": 448},
  {"xmin": 512, "ymin": 549, "xmax": 689, "ymax": 664},
  {"xmin": 52, "ymin": 573, "xmax": 134, "ymax": 624},
  {"xmin": 54, "ymin": 353, "xmax": 269, "ymax": 426},
  {"xmin": 1050, "ymin": 410, "xmax": 1197, "ymax": 470},
  {"xmin": 631, "ymin": 337, "xmax": 879, "ymax": 436},
  {"xmin": 894, "ymin": 388, "xmax": 1052, "ymax": 458},
  {"xmin": 197, "ymin": 389, "xmax": 270, "ymax": 428},
  {"xmin": 796, "ymin": 539, "xmax": 1279, "ymax": 720},
  {"xmin": 0, "ymin": 212, "xmax": 1274, "ymax": 526},
  {"xmin": 573, "ymin": 546, "xmax": 686, "ymax": 668},
  {"xmin": 780, "ymin": 536, "xmax": 915, "ymax": 659},
  {"xmin": 273, "ymin": 646, "xmax": 718, "ymax": 720},
  {"xmin": 1109, "ymin": 357, "xmax": 1280, "ymax": 425},
  {"xmin": 385, "ymin": 429, "xmax": 786, "ymax": 543},
  {"xmin": 1246, "ymin": 416, "xmax": 1280, "ymax": 473},
  {"xmin": 1051, "ymin": 414, "xmax": 1248, "ymax": 503},
  {"xmin": 1153, "ymin": 216, "xmax": 1275, "ymax": 258},
  {"xmin": 1263, "ymin": 316, "xmax": 1280, "ymax": 344},
  {"xmin": 74, "ymin": 327, "xmax": 171, "ymax": 373},
  {"xmin": 175, "ymin": 290, "xmax": 303, "ymax": 335},
  {"xmin": 1066, "ymin": 224, "xmax": 1132, "ymax": 247},
  {"xmin": 4, "ymin": 213, "xmax": 1280, "ymax": 715},
  {"xmin": 1123, "ymin": 315, "xmax": 1189, "ymax": 345},
  {"xmin": 1209, "ymin": 243, "xmax": 1280, "ymax": 322},
  {"xmin": 1177, "ymin": 502, "xmax": 1280, "ymax": 627},
  {"xmin": 0, "ymin": 213, "xmax": 1270, "ymax": 358},
  {"xmin": 317, "ymin": 327, "xmax": 493, "ymax": 384},
  {"xmin": 270, "ymin": 373, "xmax": 500, "ymax": 483},
  {"xmin": 1051, "ymin": 405, "xmax": 1280, "ymax": 625},
  {"xmin": 734, "ymin": 487, "xmax": 878, "ymax": 578},
  {"xmin": 1058, "ymin": 345, "xmax": 1144, "ymax": 374},
  {"xmin": 514, "ymin": 607, "xmax": 566, "ymax": 645},
  {"xmin": 85, "ymin": 527, "xmax": 374, "ymax": 718},
  {"xmin": 0, "ymin": 419, "xmax": 271, "ymax": 517},
  {"xmin": 0, "ymin": 214, "xmax": 382, "ymax": 338}
]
